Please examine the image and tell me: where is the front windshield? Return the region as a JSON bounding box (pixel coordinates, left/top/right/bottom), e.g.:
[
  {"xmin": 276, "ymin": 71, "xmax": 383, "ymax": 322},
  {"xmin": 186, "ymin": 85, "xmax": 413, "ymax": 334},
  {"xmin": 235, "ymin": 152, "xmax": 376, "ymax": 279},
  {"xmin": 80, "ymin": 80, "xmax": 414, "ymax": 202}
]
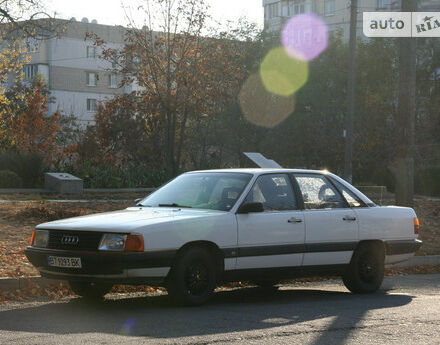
[{"xmin": 140, "ymin": 173, "xmax": 252, "ymax": 211}]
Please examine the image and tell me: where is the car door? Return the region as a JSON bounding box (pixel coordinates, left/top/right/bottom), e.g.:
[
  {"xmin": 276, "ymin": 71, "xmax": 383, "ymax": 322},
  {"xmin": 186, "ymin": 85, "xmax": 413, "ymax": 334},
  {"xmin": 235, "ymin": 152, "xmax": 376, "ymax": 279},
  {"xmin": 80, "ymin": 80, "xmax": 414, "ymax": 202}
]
[
  {"xmin": 292, "ymin": 173, "xmax": 359, "ymax": 267},
  {"xmin": 235, "ymin": 174, "xmax": 305, "ymax": 270}
]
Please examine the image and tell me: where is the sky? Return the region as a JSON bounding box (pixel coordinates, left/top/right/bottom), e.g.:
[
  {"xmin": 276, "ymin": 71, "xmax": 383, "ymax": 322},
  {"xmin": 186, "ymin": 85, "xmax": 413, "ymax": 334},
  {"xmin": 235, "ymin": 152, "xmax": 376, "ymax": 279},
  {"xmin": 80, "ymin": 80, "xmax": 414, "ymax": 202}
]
[{"xmin": 45, "ymin": 0, "xmax": 264, "ymax": 28}]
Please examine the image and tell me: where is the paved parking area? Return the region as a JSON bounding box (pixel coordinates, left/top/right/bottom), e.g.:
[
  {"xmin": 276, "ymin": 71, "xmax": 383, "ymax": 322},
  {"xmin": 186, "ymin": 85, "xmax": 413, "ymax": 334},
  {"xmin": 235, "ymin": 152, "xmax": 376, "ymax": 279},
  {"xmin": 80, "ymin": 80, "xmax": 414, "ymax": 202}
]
[{"xmin": 0, "ymin": 274, "xmax": 439, "ymax": 345}]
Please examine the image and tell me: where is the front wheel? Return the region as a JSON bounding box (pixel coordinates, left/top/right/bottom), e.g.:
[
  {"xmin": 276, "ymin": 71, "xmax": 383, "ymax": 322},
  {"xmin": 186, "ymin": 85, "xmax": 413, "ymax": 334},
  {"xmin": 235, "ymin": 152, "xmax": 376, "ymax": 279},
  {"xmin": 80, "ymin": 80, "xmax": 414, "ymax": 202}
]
[
  {"xmin": 69, "ymin": 281, "xmax": 112, "ymax": 300},
  {"xmin": 343, "ymin": 243, "xmax": 385, "ymax": 293},
  {"xmin": 166, "ymin": 247, "xmax": 216, "ymax": 306}
]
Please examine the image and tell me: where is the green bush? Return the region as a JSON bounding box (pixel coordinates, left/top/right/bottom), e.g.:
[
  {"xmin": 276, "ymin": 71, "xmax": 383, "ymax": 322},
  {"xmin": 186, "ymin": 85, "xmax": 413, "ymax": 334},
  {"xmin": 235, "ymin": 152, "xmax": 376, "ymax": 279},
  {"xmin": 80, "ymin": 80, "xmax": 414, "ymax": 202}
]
[
  {"xmin": 415, "ymin": 166, "xmax": 440, "ymax": 197},
  {"xmin": 0, "ymin": 152, "xmax": 47, "ymax": 188},
  {"xmin": 61, "ymin": 161, "xmax": 168, "ymax": 188},
  {"xmin": 0, "ymin": 170, "xmax": 23, "ymax": 188}
]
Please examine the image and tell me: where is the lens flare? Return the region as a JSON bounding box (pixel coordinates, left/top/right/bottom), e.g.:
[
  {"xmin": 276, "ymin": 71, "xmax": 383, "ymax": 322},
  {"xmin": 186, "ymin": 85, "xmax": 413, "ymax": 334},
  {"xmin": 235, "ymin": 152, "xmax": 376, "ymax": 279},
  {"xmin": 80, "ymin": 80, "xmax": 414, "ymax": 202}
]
[
  {"xmin": 281, "ymin": 13, "xmax": 329, "ymax": 61},
  {"xmin": 260, "ymin": 47, "xmax": 308, "ymax": 97},
  {"xmin": 120, "ymin": 318, "xmax": 135, "ymax": 335},
  {"xmin": 239, "ymin": 73, "xmax": 296, "ymax": 128}
]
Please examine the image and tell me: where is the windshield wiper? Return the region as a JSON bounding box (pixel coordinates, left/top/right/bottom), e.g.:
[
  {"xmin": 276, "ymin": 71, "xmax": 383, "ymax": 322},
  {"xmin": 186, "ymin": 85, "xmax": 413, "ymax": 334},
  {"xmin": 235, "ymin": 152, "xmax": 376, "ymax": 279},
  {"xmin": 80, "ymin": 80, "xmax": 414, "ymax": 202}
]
[{"xmin": 158, "ymin": 203, "xmax": 192, "ymax": 208}]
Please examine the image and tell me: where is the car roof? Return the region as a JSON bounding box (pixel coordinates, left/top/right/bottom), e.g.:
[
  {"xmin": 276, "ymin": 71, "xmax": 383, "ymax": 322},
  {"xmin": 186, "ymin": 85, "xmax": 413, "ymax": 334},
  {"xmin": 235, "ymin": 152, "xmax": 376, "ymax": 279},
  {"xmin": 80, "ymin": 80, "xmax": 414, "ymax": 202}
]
[{"xmin": 187, "ymin": 168, "xmax": 329, "ymax": 175}]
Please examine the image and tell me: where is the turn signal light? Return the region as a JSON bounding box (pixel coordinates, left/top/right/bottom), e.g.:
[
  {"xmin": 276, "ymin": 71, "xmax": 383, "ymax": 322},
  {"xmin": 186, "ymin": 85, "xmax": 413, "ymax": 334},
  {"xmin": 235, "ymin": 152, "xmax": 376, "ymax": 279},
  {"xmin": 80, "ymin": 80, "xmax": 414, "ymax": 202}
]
[
  {"xmin": 29, "ymin": 229, "xmax": 36, "ymax": 246},
  {"xmin": 414, "ymin": 218, "xmax": 420, "ymax": 235},
  {"xmin": 124, "ymin": 234, "xmax": 144, "ymax": 252}
]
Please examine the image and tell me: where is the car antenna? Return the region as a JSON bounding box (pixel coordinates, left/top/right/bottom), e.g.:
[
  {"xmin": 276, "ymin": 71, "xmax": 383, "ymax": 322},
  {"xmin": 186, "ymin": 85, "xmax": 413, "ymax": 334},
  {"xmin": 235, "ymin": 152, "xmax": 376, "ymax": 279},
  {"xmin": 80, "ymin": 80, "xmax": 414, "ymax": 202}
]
[{"xmin": 243, "ymin": 152, "xmax": 283, "ymax": 168}]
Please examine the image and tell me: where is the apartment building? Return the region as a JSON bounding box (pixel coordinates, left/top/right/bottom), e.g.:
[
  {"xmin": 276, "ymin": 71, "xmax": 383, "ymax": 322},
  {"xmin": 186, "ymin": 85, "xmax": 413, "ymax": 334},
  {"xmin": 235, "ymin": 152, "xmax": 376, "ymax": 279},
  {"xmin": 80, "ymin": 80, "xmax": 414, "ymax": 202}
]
[
  {"xmin": 22, "ymin": 18, "xmax": 135, "ymax": 125},
  {"xmin": 263, "ymin": 0, "xmax": 440, "ymax": 38}
]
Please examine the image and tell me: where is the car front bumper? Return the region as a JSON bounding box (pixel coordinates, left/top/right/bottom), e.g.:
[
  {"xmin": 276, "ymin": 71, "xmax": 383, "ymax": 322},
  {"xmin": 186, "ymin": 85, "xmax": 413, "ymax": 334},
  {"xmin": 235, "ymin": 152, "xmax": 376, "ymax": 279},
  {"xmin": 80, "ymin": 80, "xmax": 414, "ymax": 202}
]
[{"xmin": 25, "ymin": 247, "xmax": 175, "ymax": 285}]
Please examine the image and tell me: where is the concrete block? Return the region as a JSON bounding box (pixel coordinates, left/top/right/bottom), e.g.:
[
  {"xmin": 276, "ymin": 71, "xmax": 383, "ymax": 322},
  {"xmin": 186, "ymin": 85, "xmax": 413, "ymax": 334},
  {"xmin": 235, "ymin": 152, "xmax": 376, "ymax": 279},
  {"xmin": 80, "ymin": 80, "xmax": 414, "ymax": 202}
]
[{"xmin": 45, "ymin": 173, "xmax": 83, "ymax": 194}]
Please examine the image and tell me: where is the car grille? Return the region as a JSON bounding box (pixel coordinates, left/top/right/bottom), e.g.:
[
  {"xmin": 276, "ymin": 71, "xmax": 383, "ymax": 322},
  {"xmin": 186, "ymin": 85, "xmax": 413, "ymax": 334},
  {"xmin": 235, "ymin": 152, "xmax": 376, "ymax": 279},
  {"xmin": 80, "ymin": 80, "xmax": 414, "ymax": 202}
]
[{"xmin": 47, "ymin": 230, "xmax": 104, "ymax": 251}]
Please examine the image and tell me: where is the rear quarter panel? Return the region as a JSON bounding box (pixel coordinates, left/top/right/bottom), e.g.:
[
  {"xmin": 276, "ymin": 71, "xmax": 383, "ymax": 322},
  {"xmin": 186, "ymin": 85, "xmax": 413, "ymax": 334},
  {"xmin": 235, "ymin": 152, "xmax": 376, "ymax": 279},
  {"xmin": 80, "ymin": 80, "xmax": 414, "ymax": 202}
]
[{"xmin": 354, "ymin": 206, "xmax": 417, "ymax": 241}]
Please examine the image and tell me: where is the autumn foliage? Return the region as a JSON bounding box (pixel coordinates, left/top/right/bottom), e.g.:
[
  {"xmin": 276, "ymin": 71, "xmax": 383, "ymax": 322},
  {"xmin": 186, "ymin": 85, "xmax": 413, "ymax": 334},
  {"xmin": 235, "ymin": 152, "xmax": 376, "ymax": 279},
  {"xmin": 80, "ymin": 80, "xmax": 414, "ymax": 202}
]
[{"xmin": 8, "ymin": 79, "xmax": 60, "ymax": 161}]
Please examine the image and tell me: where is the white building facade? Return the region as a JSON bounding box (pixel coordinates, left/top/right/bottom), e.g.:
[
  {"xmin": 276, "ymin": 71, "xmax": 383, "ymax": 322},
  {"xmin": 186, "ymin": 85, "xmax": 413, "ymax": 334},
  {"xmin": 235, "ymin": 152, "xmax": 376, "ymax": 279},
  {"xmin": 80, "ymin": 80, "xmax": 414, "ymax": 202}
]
[
  {"xmin": 23, "ymin": 18, "xmax": 133, "ymax": 126},
  {"xmin": 263, "ymin": 0, "xmax": 440, "ymax": 39}
]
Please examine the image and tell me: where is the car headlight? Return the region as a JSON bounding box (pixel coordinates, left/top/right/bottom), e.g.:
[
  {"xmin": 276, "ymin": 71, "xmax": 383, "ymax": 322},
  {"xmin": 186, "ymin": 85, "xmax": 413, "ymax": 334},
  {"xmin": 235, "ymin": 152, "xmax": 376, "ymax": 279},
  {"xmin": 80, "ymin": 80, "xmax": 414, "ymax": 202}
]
[
  {"xmin": 33, "ymin": 230, "xmax": 49, "ymax": 248},
  {"xmin": 98, "ymin": 234, "xmax": 127, "ymax": 251}
]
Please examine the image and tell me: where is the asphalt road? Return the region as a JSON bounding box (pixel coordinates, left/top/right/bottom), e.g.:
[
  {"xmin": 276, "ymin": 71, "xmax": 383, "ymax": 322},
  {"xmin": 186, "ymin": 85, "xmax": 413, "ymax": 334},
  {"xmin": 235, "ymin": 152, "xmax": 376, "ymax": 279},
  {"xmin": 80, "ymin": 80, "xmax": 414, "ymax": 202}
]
[{"xmin": 0, "ymin": 274, "xmax": 439, "ymax": 345}]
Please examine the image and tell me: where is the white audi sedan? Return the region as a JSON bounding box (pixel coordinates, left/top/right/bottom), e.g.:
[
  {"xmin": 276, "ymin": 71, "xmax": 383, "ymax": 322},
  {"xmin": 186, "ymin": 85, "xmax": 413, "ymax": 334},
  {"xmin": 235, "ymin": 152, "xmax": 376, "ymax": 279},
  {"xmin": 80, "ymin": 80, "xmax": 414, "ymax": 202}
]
[{"xmin": 26, "ymin": 168, "xmax": 421, "ymax": 305}]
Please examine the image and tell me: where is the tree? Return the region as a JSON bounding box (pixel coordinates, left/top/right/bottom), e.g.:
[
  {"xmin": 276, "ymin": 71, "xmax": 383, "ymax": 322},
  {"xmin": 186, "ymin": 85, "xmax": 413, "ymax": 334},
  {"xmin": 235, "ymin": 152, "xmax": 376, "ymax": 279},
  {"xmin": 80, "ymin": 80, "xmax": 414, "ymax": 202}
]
[
  {"xmin": 8, "ymin": 78, "xmax": 60, "ymax": 161},
  {"xmin": 92, "ymin": 0, "xmax": 251, "ymax": 177}
]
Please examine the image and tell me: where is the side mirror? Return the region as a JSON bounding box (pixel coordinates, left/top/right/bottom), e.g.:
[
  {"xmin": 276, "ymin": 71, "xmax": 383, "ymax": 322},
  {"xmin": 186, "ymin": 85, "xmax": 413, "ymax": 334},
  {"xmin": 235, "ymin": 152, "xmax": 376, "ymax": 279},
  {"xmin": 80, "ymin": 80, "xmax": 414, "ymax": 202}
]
[
  {"xmin": 134, "ymin": 198, "xmax": 142, "ymax": 205},
  {"xmin": 237, "ymin": 202, "xmax": 264, "ymax": 214}
]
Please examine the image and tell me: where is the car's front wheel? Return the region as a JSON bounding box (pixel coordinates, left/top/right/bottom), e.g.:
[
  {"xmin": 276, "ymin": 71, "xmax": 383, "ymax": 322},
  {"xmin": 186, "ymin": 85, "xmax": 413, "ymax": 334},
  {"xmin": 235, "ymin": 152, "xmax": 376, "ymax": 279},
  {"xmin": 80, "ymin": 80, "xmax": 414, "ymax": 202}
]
[
  {"xmin": 343, "ymin": 242, "xmax": 385, "ymax": 293},
  {"xmin": 69, "ymin": 281, "xmax": 112, "ymax": 299},
  {"xmin": 166, "ymin": 247, "xmax": 217, "ymax": 306}
]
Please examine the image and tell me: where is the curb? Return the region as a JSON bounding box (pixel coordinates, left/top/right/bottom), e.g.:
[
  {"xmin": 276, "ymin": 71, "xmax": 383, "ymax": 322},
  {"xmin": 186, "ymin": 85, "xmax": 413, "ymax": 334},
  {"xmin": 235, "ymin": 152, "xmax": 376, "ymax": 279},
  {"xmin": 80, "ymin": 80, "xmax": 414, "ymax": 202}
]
[
  {"xmin": 0, "ymin": 276, "xmax": 59, "ymax": 292},
  {"xmin": 1, "ymin": 255, "xmax": 439, "ymax": 293},
  {"xmin": 387, "ymin": 255, "xmax": 440, "ymax": 267},
  {"xmin": 0, "ymin": 188, "xmax": 156, "ymax": 194}
]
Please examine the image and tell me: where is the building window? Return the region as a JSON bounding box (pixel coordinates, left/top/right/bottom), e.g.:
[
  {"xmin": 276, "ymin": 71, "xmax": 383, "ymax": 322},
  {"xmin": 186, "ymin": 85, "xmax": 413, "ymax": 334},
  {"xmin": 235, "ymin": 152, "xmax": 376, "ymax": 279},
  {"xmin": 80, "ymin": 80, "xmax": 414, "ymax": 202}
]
[
  {"xmin": 108, "ymin": 73, "xmax": 118, "ymax": 88},
  {"xmin": 87, "ymin": 46, "xmax": 97, "ymax": 58},
  {"xmin": 87, "ymin": 72, "xmax": 97, "ymax": 86},
  {"xmin": 288, "ymin": 0, "xmax": 306, "ymax": 16},
  {"xmin": 377, "ymin": 0, "xmax": 388, "ymax": 9},
  {"xmin": 266, "ymin": 3, "xmax": 279, "ymax": 19},
  {"xmin": 325, "ymin": 0, "xmax": 336, "ymax": 16},
  {"xmin": 23, "ymin": 64, "xmax": 38, "ymax": 79},
  {"xmin": 86, "ymin": 98, "xmax": 97, "ymax": 112},
  {"xmin": 25, "ymin": 38, "xmax": 39, "ymax": 53}
]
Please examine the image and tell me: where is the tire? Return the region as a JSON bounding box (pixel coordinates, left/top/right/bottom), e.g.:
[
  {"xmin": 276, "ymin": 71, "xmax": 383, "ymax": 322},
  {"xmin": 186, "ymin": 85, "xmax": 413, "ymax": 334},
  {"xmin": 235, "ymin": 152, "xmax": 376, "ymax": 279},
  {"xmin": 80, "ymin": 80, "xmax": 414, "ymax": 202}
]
[
  {"xmin": 166, "ymin": 247, "xmax": 217, "ymax": 306},
  {"xmin": 343, "ymin": 242, "xmax": 385, "ymax": 294},
  {"xmin": 69, "ymin": 281, "xmax": 112, "ymax": 300}
]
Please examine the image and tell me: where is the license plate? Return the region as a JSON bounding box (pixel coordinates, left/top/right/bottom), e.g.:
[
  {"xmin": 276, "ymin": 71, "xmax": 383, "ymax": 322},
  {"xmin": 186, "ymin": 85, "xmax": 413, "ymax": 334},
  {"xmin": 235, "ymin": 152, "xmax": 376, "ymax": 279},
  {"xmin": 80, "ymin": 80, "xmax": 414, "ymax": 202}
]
[{"xmin": 47, "ymin": 256, "xmax": 82, "ymax": 268}]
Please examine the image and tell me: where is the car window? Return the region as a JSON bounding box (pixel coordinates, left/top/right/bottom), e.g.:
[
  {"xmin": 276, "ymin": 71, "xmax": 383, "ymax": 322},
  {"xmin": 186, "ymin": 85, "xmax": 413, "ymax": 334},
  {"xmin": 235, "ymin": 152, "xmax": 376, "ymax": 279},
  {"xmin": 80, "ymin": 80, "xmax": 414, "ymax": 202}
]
[
  {"xmin": 140, "ymin": 173, "xmax": 252, "ymax": 211},
  {"xmin": 330, "ymin": 178, "xmax": 365, "ymax": 208},
  {"xmin": 244, "ymin": 174, "xmax": 297, "ymax": 211},
  {"xmin": 293, "ymin": 174, "xmax": 346, "ymax": 209}
]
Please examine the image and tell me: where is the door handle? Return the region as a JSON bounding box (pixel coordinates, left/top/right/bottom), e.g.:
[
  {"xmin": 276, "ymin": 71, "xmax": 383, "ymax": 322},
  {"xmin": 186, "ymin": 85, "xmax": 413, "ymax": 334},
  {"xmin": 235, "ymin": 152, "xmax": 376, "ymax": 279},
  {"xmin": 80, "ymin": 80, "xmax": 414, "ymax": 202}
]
[
  {"xmin": 288, "ymin": 217, "xmax": 303, "ymax": 223},
  {"xmin": 343, "ymin": 216, "xmax": 357, "ymax": 221}
]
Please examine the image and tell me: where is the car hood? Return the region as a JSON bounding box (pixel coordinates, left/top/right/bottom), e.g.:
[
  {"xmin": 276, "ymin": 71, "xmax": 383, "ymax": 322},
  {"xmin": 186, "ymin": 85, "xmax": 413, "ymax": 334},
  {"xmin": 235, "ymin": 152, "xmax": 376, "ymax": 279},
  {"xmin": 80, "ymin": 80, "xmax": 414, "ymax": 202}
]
[{"xmin": 36, "ymin": 207, "xmax": 226, "ymax": 232}]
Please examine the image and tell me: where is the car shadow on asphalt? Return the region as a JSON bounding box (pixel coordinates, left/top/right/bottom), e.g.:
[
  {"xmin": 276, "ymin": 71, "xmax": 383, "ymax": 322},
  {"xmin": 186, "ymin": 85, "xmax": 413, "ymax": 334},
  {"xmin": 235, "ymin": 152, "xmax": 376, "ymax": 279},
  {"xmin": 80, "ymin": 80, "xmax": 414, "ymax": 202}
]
[{"xmin": 0, "ymin": 286, "xmax": 413, "ymax": 340}]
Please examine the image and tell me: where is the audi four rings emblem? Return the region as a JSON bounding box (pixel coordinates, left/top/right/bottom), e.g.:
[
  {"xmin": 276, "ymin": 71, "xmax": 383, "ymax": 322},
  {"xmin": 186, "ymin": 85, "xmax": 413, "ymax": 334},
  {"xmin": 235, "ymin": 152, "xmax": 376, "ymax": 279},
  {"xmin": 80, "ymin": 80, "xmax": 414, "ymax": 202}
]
[{"xmin": 61, "ymin": 235, "xmax": 79, "ymax": 245}]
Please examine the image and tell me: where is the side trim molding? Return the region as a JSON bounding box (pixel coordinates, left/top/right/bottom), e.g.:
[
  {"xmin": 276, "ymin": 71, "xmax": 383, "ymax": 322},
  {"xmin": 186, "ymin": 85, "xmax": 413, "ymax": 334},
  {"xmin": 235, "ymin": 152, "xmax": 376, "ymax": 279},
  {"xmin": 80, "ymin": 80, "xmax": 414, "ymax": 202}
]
[{"xmin": 222, "ymin": 242, "xmax": 358, "ymax": 258}]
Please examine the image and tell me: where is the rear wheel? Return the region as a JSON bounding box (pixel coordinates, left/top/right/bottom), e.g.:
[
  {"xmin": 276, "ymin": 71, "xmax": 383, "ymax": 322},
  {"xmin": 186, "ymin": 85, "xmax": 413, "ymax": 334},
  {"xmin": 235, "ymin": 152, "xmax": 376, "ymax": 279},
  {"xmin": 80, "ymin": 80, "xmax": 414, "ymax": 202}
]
[
  {"xmin": 343, "ymin": 243, "xmax": 384, "ymax": 293},
  {"xmin": 166, "ymin": 247, "xmax": 216, "ymax": 306},
  {"xmin": 69, "ymin": 281, "xmax": 112, "ymax": 300}
]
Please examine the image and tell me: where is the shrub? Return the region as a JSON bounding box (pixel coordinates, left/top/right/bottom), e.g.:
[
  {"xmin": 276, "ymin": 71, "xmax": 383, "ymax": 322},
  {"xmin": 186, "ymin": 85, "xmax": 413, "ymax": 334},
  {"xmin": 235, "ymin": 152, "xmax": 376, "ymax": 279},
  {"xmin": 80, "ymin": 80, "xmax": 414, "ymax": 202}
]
[
  {"xmin": 0, "ymin": 151, "xmax": 47, "ymax": 187},
  {"xmin": 0, "ymin": 170, "xmax": 23, "ymax": 188},
  {"xmin": 415, "ymin": 166, "xmax": 440, "ymax": 197},
  {"xmin": 60, "ymin": 161, "xmax": 168, "ymax": 188}
]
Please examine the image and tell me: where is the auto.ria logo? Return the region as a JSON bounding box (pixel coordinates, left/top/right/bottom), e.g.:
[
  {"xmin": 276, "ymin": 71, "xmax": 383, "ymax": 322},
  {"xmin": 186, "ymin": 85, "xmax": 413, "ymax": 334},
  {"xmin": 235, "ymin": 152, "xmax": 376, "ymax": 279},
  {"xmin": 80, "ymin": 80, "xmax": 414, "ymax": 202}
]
[{"xmin": 364, "ymin": 12, "xmax": 440, "ymax": 37}]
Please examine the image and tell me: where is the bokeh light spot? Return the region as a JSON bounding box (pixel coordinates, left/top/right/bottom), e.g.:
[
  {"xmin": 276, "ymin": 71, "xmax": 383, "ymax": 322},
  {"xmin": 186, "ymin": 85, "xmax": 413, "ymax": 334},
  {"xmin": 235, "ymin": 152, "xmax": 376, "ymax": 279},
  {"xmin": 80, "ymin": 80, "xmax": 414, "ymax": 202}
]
[
  {"xmin": 260, "ymin": 47, "xmax": 309, "ymax": 97},
  {"xmin": 120, "ymin": 318, "xmax": 135, "ymax": 335},
  {"xmin": 281, "ymin": 13, "xmax": 329, "ymax": 61},
  {"xmin": 239, "ymin": 73, "xmax": 296, "ymax": 128}
]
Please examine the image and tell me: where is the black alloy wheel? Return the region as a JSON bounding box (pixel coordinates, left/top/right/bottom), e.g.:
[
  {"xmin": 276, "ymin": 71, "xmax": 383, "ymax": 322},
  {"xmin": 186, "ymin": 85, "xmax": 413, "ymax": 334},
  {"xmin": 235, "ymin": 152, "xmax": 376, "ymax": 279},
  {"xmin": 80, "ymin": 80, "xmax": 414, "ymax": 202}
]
[{"xmin": 167, "ymin": 247, "xmax": 217, "ymax": 306}]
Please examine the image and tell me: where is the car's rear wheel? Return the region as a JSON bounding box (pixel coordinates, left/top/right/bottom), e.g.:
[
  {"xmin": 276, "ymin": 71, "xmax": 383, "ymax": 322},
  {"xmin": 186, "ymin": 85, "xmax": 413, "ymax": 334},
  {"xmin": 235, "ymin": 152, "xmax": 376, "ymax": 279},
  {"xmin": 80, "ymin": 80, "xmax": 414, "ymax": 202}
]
[
  {"xmin": 166, "ymin": 247, "xmax": 216, "ymax": 306},
  {"xmin": 69, "ymin": 281, "xmax": 112, "ymax": 299},
  {"xmin": 343, "ymin": 242, "xmax": 384, "ymax": 293}
]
